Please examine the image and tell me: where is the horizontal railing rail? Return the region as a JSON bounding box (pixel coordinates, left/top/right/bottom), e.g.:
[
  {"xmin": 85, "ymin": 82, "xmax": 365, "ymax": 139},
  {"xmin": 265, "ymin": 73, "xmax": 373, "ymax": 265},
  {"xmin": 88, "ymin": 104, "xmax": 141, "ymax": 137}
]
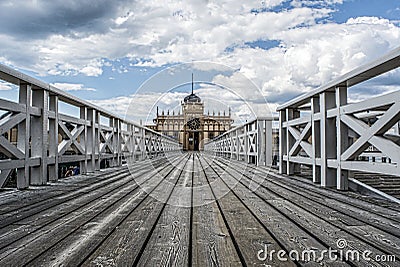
[{"xmin": 0, "ymin": 63, "xmax": 180, "ymax": 189}]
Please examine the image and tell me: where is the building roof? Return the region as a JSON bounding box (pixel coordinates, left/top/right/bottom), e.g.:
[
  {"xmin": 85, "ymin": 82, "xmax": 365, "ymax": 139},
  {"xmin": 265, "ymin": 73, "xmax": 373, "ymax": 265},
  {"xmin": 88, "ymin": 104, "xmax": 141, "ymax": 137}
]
[{"xmin": 184, "ymin": 93, "xmax": 201, "ymax": 103}]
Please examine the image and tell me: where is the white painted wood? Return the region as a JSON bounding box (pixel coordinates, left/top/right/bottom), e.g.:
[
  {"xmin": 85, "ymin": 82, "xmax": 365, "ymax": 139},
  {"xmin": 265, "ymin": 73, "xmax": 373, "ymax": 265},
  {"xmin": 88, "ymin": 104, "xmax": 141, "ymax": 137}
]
[
  {"xmin": 86, "ymin": 109, "xmax": 95, "ymax": 172},
  {"xmin": 265, "ymin": 120, "xmax": 273, "ymax": 166},
  {"xmin": 279, "ymin": 110, "xmax": 286, "ymax": 174},
  {"xmin": 0, "ymin": 98, "xmax": 25, "ymax": 113},
  {"xmin": 336, "ymin": 86, "xmax": 349, "ymax": 190},
  {"xmin": 287, "ymin": 156, "xmax": 313, "ymax": 165},
  {"xmin": 320, "ymin": 92, "xmax": 336, "ymax": 187},
  {"xmin": 0, "ymin": 169, "xmax": 11, "ymax": 188},
  {"xmin": 0, "ymin": 136, "xmax": 24, "ymax": 159},
  {"xmin": 17, "ymin": 83, "xmax": 30, "ymax": 189},
  {"xmin": 80, "ymin": 106, "xmax": 88, "ymax": 174},
  {"xmin": 288, "ymin": 123, "xmax": 312, "ymax": 157},
  {"xmin": 30, "ymin": 89, "xmax": 48, "ymax": 185},
  {"xmin": 0, "ymin": 65, "xmax": 180, "ymax": 189},
  {"xmin": 341, "ymin": 161, "xmax": 399, "ymax": 176},
  {"xmin": 95, "ymin": 111, "xmax": 101, "ymax": 170},
  {"xmin": 276, "ymin": 47, "xmax": 400, "ymax": 191},
  {"xmin": 48, "ymin": 95, "xmax": 58, "ymax": 181},
  {"xmin": 0, "ymin": 113, "xmax": 25, "ymax": 136},
  {"xmin": 284, "ymin": 116, "xmax": 310, "ymax": 127},
  {"xmin": 311, "ymin": 97, "xmax": 321, "ymax": 184},
  {"xmin": 341, "ymin": 102, "xmax": 400, "ymax": 161},
  {"xmin": 341, "ymin": 90, "xmax": 400, "ymax": 115}
]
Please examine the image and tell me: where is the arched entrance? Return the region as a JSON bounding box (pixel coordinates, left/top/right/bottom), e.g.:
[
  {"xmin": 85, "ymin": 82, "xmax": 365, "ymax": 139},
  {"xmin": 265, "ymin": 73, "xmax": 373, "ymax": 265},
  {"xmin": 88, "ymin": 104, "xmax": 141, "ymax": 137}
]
[{"xmin": 186, "ymin": 131, "xmax": 200, "ymax": 151}]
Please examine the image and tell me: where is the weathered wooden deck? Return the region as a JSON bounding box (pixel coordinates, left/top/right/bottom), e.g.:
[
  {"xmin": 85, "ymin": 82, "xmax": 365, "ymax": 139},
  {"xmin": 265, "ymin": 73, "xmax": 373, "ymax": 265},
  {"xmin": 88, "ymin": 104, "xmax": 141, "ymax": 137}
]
[{"xmin": 0, "ymin": 152, "xmax": 399, "ymax": 266}]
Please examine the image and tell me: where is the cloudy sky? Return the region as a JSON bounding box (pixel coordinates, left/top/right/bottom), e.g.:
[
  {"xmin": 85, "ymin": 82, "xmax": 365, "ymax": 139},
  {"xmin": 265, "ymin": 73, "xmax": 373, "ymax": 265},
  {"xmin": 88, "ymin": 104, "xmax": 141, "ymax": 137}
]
[{"xmin": 0, "ymin": 0, "xmax": 399, "ymax": 124}]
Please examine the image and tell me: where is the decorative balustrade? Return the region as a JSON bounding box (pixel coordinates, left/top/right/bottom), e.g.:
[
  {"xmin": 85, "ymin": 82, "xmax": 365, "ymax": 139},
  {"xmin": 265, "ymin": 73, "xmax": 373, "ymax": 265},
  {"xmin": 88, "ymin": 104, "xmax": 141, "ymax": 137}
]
[
  {"xmin": 204, "ymin": 118, "xmax": 278, "ymax": 166},
  {"xmin": 0, "ymin": 63, "xmax": 180, "ymax": 189},
  {"xmin": 277, "ymin": 47, "xmax": 400, "ymax": 190}
]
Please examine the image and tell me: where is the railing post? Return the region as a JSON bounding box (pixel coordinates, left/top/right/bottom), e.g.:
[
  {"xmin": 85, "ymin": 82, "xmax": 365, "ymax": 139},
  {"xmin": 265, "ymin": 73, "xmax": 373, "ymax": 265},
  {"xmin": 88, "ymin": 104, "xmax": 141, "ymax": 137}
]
[
  {"xmin": 117, "ymin": 119, "xmax": 122, "ymax": 165},
  {"xmin": 141, "ymin": 128, "xmax": 146, "ymax": 160},
  {"xmin": 279, "ymin": 110, "xmax": 286, "ymax": 174},
  {"xmin": 286, "ymin": 109, "xmax": 299, "ymax": 175},
  {"xmin": 133, "ymin": 126, "xmax": 138, "ymax": 162},
  {"xmin": 31, "ymin": 88, "xmax": 48, "ymax": 185},
  {"xmin": 17, "ymin": 84, "xmax": 31, "ymax": 189},
  {"xmin": 320, "ymin": 92, "xmax": 336, "ymax": 187},
  {"xmin": 109, "ymin": 117, "xmax": 115, "ymax": 167},
  {"xmin": 95, "ymin": 111, "xmax": 101, "ymax": 170},
  {"xmin": 244, "ymin": 124, "xmax": 248, "ymax": 163},
  {"xmin": 236, "ymin": 129, "xmax": 239, "ymax": 160},
  {"xmin": 311, "ymin": 97, "xmax": 321, "ymax": 183},
  {"xmin": 86, "ymin": 108, "xmax": 95, "ymax": 172},
  {"xmin": 48, "ymin": 95, "xmax": 58, "ymax": 181},
  {"xmin": 229, "ymin": 134, "xmax": 233, "ymax": 159},
  {"xmin": 80, "ymin": 106, "xmax": 88, "ymax": 174},
  {"xmin": 127, "ymin": 123, "xmax": 134, "ymax": 163},
  {"xmin": 257, "ymin": 120, "xmax": 264, "ymax": 166},
  {"xmin": 265, "ymin": 119, "xmax": 273, "ymax": 166},
  {"xmin": 336, "ymin": 86, "xmax": 349, "ymax": 190}
]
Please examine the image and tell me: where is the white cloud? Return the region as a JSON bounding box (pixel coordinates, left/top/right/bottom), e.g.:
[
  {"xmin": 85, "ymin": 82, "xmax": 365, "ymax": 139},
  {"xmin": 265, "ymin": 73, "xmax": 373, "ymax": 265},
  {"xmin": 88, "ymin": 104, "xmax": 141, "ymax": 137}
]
[
  {"xmin": 210, "ymin": 17, "xmax": 400, "ymax": 105},
  {"xmin": 0, "ymin": 1, "xmax": 334, "ymax": 75},
  {"xmin": 51, "ymin": 82, "xmax": 96, "ymax": 91},
  {"xmin": 115, "ymin": 11, "xmax": 133, "ymax": 26},
  {"xmin": 0, "ymin": 0, "xmax": 399, "ymax": 121}
]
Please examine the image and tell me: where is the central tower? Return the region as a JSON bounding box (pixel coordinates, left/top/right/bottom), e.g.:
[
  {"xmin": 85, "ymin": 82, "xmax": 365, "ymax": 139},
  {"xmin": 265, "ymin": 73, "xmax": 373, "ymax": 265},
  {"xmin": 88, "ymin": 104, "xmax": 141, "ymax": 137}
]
[
  {"xmin": 182, "ymin": 73, "xmax": 204, "ymax": 151},
  {"xmin": 149, "ymin": 74, "xmax": 233, "ymax": 151}
]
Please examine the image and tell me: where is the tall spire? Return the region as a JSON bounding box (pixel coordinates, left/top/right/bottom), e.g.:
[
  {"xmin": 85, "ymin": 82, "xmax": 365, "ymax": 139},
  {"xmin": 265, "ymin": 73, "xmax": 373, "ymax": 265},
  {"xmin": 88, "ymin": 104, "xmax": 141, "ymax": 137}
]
[{"xmin": 191, "ymin": 72, "xmax": 194, "ymax": 94}]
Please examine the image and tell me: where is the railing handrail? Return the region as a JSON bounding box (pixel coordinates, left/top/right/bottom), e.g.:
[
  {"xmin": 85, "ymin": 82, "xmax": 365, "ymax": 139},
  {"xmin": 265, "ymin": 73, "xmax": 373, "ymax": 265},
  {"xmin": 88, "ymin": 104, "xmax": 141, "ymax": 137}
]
[{"xmin": 277, "ymin": 46, "xmax": 400, "ymax": 111}]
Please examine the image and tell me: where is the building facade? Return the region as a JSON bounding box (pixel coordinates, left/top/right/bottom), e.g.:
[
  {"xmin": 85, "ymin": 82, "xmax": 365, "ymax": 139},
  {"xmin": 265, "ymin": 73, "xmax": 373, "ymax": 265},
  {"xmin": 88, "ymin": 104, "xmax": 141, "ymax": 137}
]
[{"xmin": 147, "ymin": 91, "xmax": 233, "ymax": 151}]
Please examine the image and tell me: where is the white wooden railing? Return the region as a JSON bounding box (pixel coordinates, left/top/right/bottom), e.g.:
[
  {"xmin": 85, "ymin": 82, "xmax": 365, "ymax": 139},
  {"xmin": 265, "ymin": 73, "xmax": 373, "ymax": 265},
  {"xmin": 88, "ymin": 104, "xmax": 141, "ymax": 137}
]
[
  {"xmin": 0, "ymin": 63, "xmax": 180, "ymax": 189},
  {"xmin": 204, "ymin": 118, "xmax": 278, "ymax": 166},
  {"xmin": 277, "ymin": 47, "xmax": 400, "ymax": 190}
]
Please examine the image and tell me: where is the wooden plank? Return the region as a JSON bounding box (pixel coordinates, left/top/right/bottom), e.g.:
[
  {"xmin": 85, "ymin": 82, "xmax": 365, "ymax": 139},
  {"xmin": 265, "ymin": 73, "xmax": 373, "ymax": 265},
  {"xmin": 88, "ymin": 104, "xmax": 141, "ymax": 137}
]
[
  {"xmin": 200, "ymin": 156, "xmax": 296, "ymax": 266},
  {"xmin": 0, "ymin": 153, "xmax": 399, "ymax": 266},
  {"xmin": 0, "ymin": 175, "xmax": 141, "ymax": 265},
  {"xmin": 192, "ymin": 154, "xmax": 242, "ymax": 266},
  {"xmin": 0, "ymin": 136, "xmax": 24, "ymax": 159},
  {"xmin": 0, "ymin": 159, "xmax": 25, "ymax": 170},
  {"xmin": 0, "ymin": 159, "xmax": 161, "ymax": 221},
  {"xmin": 0, "ymin": 98, "xmax": 25, "ymax": 113},
  {"xmin": 135, "ymin": 154, "xmax": 193, "ymax": 266},
  {"xmin": 0, "ymin": 169, "xmax": 128, "ymax": 222},
  {"xmin": 80, "ymin": 154, "xmax": 190, "ymax": 266},
  {"xmin": 0, "ymin": 156, "xmax": 183, "ymax": 266},
  {"xmin": 0, "ymin": 169, "xmax": 147, "ymax": 250},
  {"xmin": 0, "ymin": 113, "xmax": 25, "ymax": 136},
  {"xmin": 58, "ymin": 113, "xmax": 89, "ymax": 126},
  {"xmin": 226, "ymin": 156, "xmax": 400, "ymax": 222},
  {"xmin": 262, "ymin": 168, "xmax": 400, "ymax": 239},
  {"xmin": 201, "ymin": 156, "xmax": 350, "ymax": 266},
  {"xmin": 211, "ymin": 157, "xmax": 400, "ymax": 265}
]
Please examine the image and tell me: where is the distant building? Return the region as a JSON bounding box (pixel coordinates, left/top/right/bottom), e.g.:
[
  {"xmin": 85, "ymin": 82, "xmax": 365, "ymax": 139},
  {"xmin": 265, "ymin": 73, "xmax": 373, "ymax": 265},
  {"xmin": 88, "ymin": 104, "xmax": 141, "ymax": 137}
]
[{"xmin": 147, "ymin": 76, "xmax": 233, "ymax": 150}]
